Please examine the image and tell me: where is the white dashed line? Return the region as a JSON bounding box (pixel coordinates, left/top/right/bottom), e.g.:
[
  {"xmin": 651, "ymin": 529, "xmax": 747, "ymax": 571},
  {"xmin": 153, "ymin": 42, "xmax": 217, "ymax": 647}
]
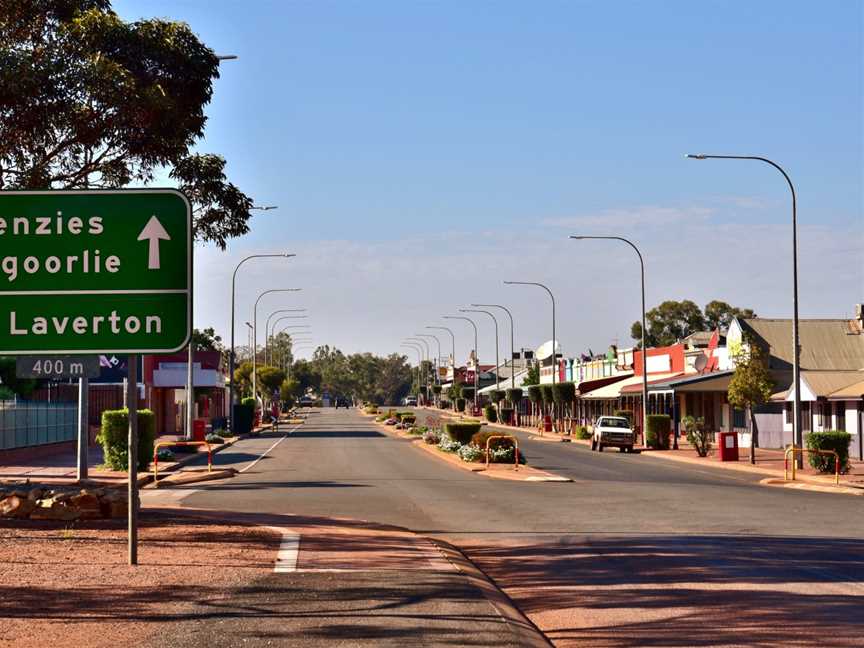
[{"xmin": 238, "ymin": 421, "xmax": 303, "ymax": 474}]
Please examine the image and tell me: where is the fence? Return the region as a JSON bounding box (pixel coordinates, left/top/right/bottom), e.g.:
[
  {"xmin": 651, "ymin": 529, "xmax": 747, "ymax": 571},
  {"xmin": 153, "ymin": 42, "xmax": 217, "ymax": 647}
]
[{"xmin": 0, "ymin": 401, "xmax": 78, "ymax": 450}]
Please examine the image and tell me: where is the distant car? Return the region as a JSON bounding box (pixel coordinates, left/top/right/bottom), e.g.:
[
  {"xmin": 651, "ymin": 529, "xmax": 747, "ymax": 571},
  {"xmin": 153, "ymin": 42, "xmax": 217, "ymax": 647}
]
[
  {"xmin": 403, "ymin": 397, "xmax": 417, "ymax": 406},
  {"xmin": 591, "ymin": 416, "xmax": 635, "ymax": 453}
]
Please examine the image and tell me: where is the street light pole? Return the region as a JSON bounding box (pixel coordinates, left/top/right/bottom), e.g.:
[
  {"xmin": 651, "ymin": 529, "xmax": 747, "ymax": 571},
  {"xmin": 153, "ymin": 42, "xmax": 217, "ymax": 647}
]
[
  {"xmin": 229, "ymin": 253, "xmax": 293, "ymax": 434},
  {"xmin": 461, "ymin": 309, "xmax": 500, "ymax": 393},
  {"xmin": 401, "ymin": 343, "xmax": 425, "ymax": 398},
  {"xmin": 415, "ymin": 334, "xmax": 442, "ymax": 382},
  {"xmin": 472, "ymin": 304, "xmax": 516, "ymax": 390},
  {"xmin": 570, "ymin": 236, "xmax": 649, "ymax": 447},
  {"xmin": 504, "ymin": 281, "xmax": 556, "ymax": 387},
  {"xmin": 426, "ymin": 326, "xmax": 456, "ymax": 377},
  {"xmin": 687, "ymin": 153, "xmax": 801, "ymax": 467},
  {"xmin": 253, "ymin": 288, "xmax": 301, "ymax": 409},
  {"xmin": 443, "ymin": 316, "xmax": 479, "ymax": 410},
  {"xmin": 269, "ymin": 316, "xmax": 310, "ymax": 363},
  {"xmin": 264, "ymin": 308, "xmax": 307, "ymax": 364}
]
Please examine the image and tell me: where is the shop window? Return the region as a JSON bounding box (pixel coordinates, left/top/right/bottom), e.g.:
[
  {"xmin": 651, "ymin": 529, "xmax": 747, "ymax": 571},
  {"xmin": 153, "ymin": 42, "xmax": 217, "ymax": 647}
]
[
  {"xmin": 836, "ymin": 403, "xmax": 845, "ymax": 431},
  {"xmin": 784, "ymin": 402, "xmax": 792, "ymax": 425},
  {"xmin": 732, "ymin": 409, "xmax": 745, "ymax": 429}
]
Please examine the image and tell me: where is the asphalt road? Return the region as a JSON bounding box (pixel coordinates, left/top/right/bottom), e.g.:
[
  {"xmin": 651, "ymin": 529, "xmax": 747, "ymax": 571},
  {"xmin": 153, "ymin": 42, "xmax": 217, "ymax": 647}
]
[{"xmin": 170, "ymin": 408, "xmax": 864, "ymax": 647}]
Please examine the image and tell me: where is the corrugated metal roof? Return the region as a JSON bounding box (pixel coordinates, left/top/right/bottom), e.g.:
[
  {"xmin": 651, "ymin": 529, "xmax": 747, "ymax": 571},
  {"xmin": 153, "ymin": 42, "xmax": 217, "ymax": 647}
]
[
  {"xmin": 581, "ymin": 372, "xmax": 682, "ymax": 399},
  {"xmin": 740, "ymin": 318, "xmax": 864, "ymax": 371},
  {"xmin": 770, "ymin": 370, "xmax": 863, "ymax": 400},
  {"xmin": 830, "ymin": 379, "xmax": 864, "ymax": 399}
]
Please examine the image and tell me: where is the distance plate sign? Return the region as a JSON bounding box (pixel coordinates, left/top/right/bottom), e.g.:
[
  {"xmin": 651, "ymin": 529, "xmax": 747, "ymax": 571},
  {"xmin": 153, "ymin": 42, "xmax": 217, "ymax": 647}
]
[{"xmin": 0, "ymin": 190, "xmax": 191, "ymax": 354}]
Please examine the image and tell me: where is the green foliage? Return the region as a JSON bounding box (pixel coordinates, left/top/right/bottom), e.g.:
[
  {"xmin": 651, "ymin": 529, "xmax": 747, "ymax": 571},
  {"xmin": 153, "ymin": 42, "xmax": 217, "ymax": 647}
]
[
  {"xmin": 191, "ymin": 327, "xmax": 223, "ymax": 352},
  {"xmin": 551, "ymin": 382, "xmax": 576, "ymax": 405},
  {"xmin": 522, "ymin": 364, "xmax": 540, "ymax": 386},
  {"xmin": 241, "ymin": 397, "xmax": 256, "ymax": 410},
  {"xmin": 447, "ymin": 382, "xmax": 462, "ymax": 401},
  {"xmin": 805, "ymin": 431, "xmax": 851, "ymax": 473},
  {"xmin": 280, "ymin": 379, "xmax": 301, "ymax": 406},
  {"xmin": 631, "ymin": 299, "xmax": 755, "ymax": 347},
  {"xmin": 456, "ymin": 398, "xmax": 466, "ymax": 412},
  {"xmin": 257, "ymin": 365, "xmax": 286, "ymax": 397},
  {"xmin": 0, "ymin": 2, "xmax": 254, "ymax": 247},
  {"xmin": 396, "ymin": 412, "xmax": 416, "ymax": 424},
  {"xmin": 484, "ymin": 405, "xmax": 498, "ymax": 423},
  {"xmin": 499, "ymin": 407, "xmax": 514, "ymax": 424},
  {"xmin": 444, "ymin": 422, "xmax": 483, "ymax": 444},
  {"xmin": 458, "ymin": 444, "xmax": 484, "ymax": 463},
  {"xmin": 431, "ymin": 384, "xmax": 443, "ymax": 395},
  {"xmin": 527, "ymin": 385, "xmax": 542, "ymax": 404},
  {"xmin": 575, "ymin": 426, "xmax": 591, "ymax": 440},
  {"xmin": 490, "ymin": 390, "xmax": 506, "ymax": 404},
  {"xmin": 459, "ymin": 385, "xmax": 475, "ymax": 400},
  {"xmin": 728, "ymin": 339, "xmax": 774, "ymax": 413},
  {"xmin": 233, "ymin": 362, "xmax": 253, "ymax": 398},
  {"xmin": 540, "ymin": 384, "xmax": 554, "ymax": 404},
  {"xmin": 614, "ymin": 410, "xmax": 633, "ymax": 424},
  {"xmin": 97, "ymin": 409, "xmax": 155, "ymax": 471},
  {"xmin": 645, "ymin": 414, "xmax": 672, "ymax": 449},
  {"xmin": 682, "ymin": 415, "xmax": 711, "ymax": 457},
  {"xmin": 0, "ymin": 358, "xmax": 37, "ymax": 397},
  {"xmin": 505, "ymin": 388, "xmax": 523, "ymax": 405}
]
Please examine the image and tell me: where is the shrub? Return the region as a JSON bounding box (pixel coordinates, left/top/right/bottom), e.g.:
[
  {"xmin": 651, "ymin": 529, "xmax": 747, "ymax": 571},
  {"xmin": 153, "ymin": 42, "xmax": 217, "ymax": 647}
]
[
  {"xmin": 97, "ymin": 409, "xmax": 156, "ymax": 471},
  {"xmin": 156, "ymin": 448, "xmax": 176, "ymax": 462},
  {"xmin": 364, "ymin": 405, "xmax": 378, "ymax": 414},
  {"xmin": 242, "ymin": 397, "xmax": 256, "ymax": 410},
  {"xmin": 438, "ymin": 437, "xmax": 462, "ymax": 453},
  {"xmin": 805, "ymin": 431, "xmax": 852, "ymax": 473},
  {"xmin": 682, "ymin": 415, "xmax": 711, "ymax": 457},
  {"xmin": 396, "ymin": 412, "xmax": 416, "ymax": 424},
  {"xmin": 484, "ymin": 405, "xmax": 498, "ymax": 423},
  {"xmin": 499, "ymin": 407, "xmax": 514, "ymax": 424},
  {"xmin": 431, "ymin": 384, "xmax": 442, "ymax": 395},
  {"xmin": 540, "ymin": 384, "xmax": 554, "ymax": 405},
  {"xmin": 552, "ymin": 382, "xmax": 576, "ymax": 405},
  {"xmin": 490, "ymin": 390, "xmax": 506, "ymax": 404},
  {"xmin": 458, "ymin": 444, "xmax": 484, "ymax": 462},
  {"xmin": 456, "ymin": 398, "xmax": 466, "ymax": 412},
  {"xmin": 645, "ymin": 414, "xmax": 671, "ymax": 449},
  {"xmin": 423, "ymin": 429, "xmax": 440, "ymax": 445},
  {"xmin": 575, "ymin": 426, "xmax": 591, "ymax": 440},
  {"xmin": 489, "ymin": 446, "xmax": 526, "ymax": 464},
  {"xmin": 505, "ymin": 388, "xmax": 523, "ymax": 406},
  {"xmin": 471, "ymin": 429, "xmax": 515, "ymax": 451},
  {"xmin": 459, "ymin": 386, "xmax": 475, "ymax": 401},
  {"xmin": 205, "ymin": 433, "xmax": 225, "ymax": 444},
  {"xmin": 444, "ymin": 422, "xmax": 483, "ymax": 444},
  {"xmin": 527, "ymin": 385, "xmax": 542, "ymax": 404}
]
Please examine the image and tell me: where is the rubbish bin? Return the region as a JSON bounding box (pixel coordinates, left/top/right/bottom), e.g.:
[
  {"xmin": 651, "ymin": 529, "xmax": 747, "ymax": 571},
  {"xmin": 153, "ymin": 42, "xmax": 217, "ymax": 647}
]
[
  {"xmin": 192, "ymin": 419, "xmax": 207, "ymax": 441},
  {"xmin": 718, "ymin": 431, "xmax": 739, "ymax": 461},
  {"xmin": 543, "ymin": 415, "xmax": 553, "ymax": 433},
  {"xmin": 232, "ymin": 404, "xmax": 253, "ymax": 436}
]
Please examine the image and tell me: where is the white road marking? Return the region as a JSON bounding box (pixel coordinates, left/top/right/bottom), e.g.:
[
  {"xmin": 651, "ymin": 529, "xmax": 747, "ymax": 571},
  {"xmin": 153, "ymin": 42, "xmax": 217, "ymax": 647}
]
[
  {"xmin": 271, "ymin": 528, "xmax": 301, "ymax": 573},
  {"xmin": 238, "ymin": 421, "xmax": 303, "ymax": 474}
]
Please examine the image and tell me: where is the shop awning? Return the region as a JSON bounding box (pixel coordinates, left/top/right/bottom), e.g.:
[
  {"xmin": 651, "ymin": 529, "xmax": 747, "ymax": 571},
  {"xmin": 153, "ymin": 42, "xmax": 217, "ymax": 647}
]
[{"xmin": 581, "ymin": 372, "xmax": 682, "ymax": 399}]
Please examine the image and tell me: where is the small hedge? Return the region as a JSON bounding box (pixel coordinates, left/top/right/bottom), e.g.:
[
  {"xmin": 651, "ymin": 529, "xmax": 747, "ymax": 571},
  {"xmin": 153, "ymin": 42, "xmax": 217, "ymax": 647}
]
[
  {"xmin": 445, "ymin": 422, "xmax": 483, "ymax": 444},
  {"xmin": 499, "ymin": 407, "xmax": 514, "ymax": 424},
  {"xmin": 242, "ymin": 397, "xmax": 256, "ymax": 410},
  {"xmin": 552, "ymin": 382, "xmax": 576, "ymax": 405},
  {"xmin": 431, "ymin": 384, "xmax": 443, "ymax": 395},
  {"xmin": 490, "ymin": 390, "xmax": 506, "ymax": 404},
  {"xmin": 646, "ymin": 414, "xmax": 671, "ymax": 449},
  {"xmin": 471, "ymin": 429, "xmax": 515, "ymax": 451},
  {"xmin": 805, "ymin": 431, "xmax": 852, "ymax": 473},
  {"xmin": 484, "ymin": 405, "xmax": 498, "ymax": 423},
  {"xmin": 527, "ymin": 385, "xmax": 542, "ymax": 404},
  {"xmin": 456, "ymin": 398, "xmax": 466, "ymax": 412},
  {"xmin": 397, "ymin": 412, "xmax": 416, "ymax": 424},
  {"xmin": 614, "ymin": 409, "xmax": 633, "ymax": 424},
  {"xmin": 540, "ymin": 384, "xmax": 554, "ymax": 405},
  {"xmin": 459, "ymin": 385, "xmax": 475, "ymax": 400},
  {"xmin": 98, "ymin": 408, "xmax": 156, "ymax": 471},
  {"xmin": 505, "ymin": 388, "xmax": 523, "ymax": 406},
  {"xmin": 575, "ymin": 425, "xmax": 591, "ymax": 440}
]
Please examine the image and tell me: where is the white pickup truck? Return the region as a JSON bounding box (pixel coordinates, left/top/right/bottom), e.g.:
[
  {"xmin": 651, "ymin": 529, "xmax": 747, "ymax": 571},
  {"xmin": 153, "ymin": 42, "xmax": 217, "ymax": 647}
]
[{"xmin": 590, "ymin": 416, "xmax": 635, "ymax": 453}]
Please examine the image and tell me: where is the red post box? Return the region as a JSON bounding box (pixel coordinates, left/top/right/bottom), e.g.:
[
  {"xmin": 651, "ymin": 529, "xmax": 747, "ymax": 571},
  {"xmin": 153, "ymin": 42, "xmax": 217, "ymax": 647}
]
[
  {"xmin": 192, "ymin": 419, "xmax": 206, "ymax": 442},
  {"xmin": 718, "ymin": 431, "xmax": 739, "ymax": 461}
]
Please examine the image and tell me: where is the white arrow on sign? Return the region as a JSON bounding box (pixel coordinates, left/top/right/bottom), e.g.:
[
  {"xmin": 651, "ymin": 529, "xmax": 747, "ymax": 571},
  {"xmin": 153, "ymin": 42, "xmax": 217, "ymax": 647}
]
[{"xmin": 137, "ymin": 215, "xmax": 171, "ymax": 270}]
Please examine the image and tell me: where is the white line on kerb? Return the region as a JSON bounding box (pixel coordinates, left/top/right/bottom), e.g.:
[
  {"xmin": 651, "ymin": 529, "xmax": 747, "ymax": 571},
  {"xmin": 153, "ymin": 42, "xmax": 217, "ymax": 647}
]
[{"xmin": 270, "ymin": 528, "xmax": 300, "ymax": 573}]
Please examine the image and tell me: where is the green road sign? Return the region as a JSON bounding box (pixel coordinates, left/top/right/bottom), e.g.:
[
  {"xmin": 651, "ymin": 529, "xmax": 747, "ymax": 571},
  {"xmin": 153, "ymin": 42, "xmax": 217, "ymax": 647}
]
[{"xmin": 0, "ymin": 190, "xmax": 191, "ymax": 354}]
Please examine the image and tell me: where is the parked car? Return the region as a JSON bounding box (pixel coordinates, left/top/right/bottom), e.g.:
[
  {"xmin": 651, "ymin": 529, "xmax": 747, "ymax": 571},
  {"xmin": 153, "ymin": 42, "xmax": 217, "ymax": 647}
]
[
  {"xmin": 591, "ymin": 416, "xmax": 634, "ymax": 453},
  {"xmin": 403, "ymin": 396, "xmax": 417, "ymax": 406}
]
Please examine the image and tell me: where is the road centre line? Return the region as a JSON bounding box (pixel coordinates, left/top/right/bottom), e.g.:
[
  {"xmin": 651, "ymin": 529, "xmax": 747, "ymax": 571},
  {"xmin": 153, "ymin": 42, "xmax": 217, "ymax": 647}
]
[
  {"xmin": 270, "ymin": 528, "xmax": 300, "ymax": 573},
  {"xmin": 238, "ymin": 421, "xmax": 303, "ymax": 474}
]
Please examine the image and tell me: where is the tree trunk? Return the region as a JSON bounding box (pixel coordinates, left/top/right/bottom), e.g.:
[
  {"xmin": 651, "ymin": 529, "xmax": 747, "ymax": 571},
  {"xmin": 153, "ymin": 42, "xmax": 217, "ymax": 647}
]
[{"xmin": 748, "ymin": 406, "xmax": 757, "ymax": 465}]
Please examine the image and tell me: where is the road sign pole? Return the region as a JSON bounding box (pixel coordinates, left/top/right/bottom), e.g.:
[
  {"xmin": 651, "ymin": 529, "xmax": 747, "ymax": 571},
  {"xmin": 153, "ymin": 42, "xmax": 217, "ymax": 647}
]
[
  {"xmin": 77, "ymin": 377, "xmax": 89, "ymax": 481},
  {"xmin": 186, "ymin": 342, "xmax": 194, "ymax": 440},
  {"xmin": 127, "ymin": 355, "xmax": 138, "ymax": 566}
]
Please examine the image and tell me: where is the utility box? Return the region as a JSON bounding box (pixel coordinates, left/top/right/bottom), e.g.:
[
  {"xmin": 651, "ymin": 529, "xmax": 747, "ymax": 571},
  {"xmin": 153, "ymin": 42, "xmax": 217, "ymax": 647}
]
[{"xmin": 718, "ymin": 432, "xmax": 739, "ymax": 461}]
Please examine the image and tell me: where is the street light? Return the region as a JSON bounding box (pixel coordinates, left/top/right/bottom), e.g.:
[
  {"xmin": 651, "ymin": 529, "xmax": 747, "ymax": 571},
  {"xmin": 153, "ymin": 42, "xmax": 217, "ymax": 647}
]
[
  {"xmin": 267, "ymin": 312, "xmax": 309, "ymax": 362},
  {"xmin": 472, "ymin": 304, "xmax": 516, "ymax": 390},
  {"xmin": 460, "ymin": 309, "xmax": 500, "ymax": 393},
  {"xmin": 401, "ymin": 343, "xmax": 425, "ymax": 397},
  {"xmin": 426, "ymin": 326, "xmax": 456, "ymax": 375},
  {"xmin": 687, "ymin": 153, "xmax": 801, "ymax": 467},
  {"xmin": 251, "ymin": 205, "xmax": 278, "ymax": 211},
  {"xmin": 253, "ymin": 288, "xmax": 302, "ymax": 406},
  {"xmin": 443, "ymin": 315, "xmax": 479, "ymax": 409},
  {"xmin": 570, "ymin": 236, "xmax": 648, "ymax": 446},
  {"xmin": 229, "ymin": 253, "xmax": 293, "ymax": 433},
  {"xmin": 504, "ymin": 281, "xmax": 557, "ymax": 386},
  {"xmin": 415, "ymin": 334, "xmax": 442, "ymax": 382}
]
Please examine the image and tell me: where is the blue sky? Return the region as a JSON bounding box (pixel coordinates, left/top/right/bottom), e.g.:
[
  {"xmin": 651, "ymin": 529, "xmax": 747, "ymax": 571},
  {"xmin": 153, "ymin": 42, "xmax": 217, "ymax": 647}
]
[{"xmin": 116, "ymin": 1, "xmax": 862, "ymax": 363}]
